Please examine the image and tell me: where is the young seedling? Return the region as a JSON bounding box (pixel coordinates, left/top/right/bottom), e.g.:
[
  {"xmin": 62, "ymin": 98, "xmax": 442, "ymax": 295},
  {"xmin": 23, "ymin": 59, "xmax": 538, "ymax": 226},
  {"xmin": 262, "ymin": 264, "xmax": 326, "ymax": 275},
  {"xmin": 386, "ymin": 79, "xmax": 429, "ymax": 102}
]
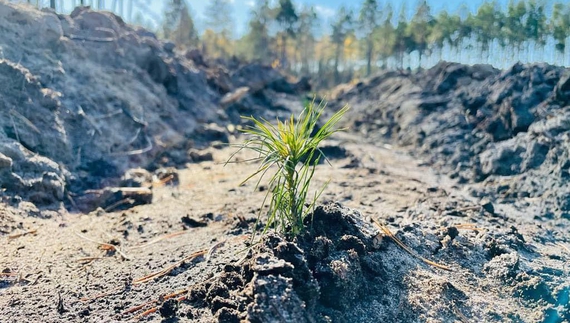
[{"xmin": 228, "ymin": 100, "xmax": 349, "ymax": 239}]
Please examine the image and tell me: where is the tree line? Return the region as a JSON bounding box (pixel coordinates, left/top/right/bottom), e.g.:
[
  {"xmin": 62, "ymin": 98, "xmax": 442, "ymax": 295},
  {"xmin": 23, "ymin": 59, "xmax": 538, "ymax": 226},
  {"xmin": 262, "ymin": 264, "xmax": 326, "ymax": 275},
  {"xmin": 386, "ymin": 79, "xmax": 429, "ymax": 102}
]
[
  {"xmin": 160, "ymin": 0, "xmax": 570, "ymax": 89},
  {"xmin": 13, "ymin": 0, "xmax": 570, "ymax": 89}
]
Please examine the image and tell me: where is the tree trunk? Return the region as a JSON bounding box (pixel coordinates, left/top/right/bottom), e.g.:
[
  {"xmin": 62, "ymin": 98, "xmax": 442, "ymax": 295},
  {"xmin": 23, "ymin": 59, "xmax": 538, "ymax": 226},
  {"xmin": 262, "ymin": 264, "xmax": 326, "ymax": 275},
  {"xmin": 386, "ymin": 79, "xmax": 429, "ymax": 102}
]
[
  {"xmin": 366, "ymin": 39, "xmax": 373, "ymax": 77},
  {"xmin": 334, "ymin": 44, "xmax": 341, "ymax": 84},
  {"xmin": 418, "ymin": 51, "xmax": 423, "ymax": 69},
  {"xmin": 50, "ymin": 0, "xmax": 56, "ymax": 9},
  {"xmin": 280, "ymin": 33, "xmax": 287, "ymax": 70}
]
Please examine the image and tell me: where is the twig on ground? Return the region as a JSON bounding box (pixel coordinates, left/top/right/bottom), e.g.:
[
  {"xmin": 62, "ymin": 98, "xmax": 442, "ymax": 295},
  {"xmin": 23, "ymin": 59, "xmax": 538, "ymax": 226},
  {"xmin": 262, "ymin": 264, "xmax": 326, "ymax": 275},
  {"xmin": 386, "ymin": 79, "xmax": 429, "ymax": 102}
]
[
  {"xmin": 76, "ymin": 257, "xmax": 104, "ymax": 263},
  {"xmin": 8, "ymin": 229, "xmax": 38, "ymax": 240},
  {"xmin": 104, "ymin": 198, "xmax": 134, "ymax": 212},
  {"xmin": 454, "ymin": 223, "xmax": 485, "ymax": 232},
  {"xmin": 108, "ymin": 135, "xmax": 153, "ymax": 156},
  {"xmin": 206, "ymin": 240, "xmax": 228, "ymax": 261},
  {"xmin": 76, "ymin": 105, "xmax": 103, "ymax": 135},
  {"xmin": 131, "ymin": 249, "xmax": 207, "ymax": 285},
  {"xmin": 133, "ymin": 307, "xmax": 159, "ymax": 320},
  {"xmin": 80, "ymin": 286, "xmax": 125, "ymax": 302},
  {"xmin": 9, "ymin": 109, "xmax": 40, "ymax": 133},
  {"xmin": 130, "ymin": 231, "xmax": 189, "ymax": 250},
  {"xmin": 452, "ymin": 301, "xmax": 470, "ymax": 323},
  {"xmin": 371, "ymin": 217, "xmax": 452, "ymax": 271},
  {"xmin": 74, "ymin": 232, "xmax": 130, "ymax": 260},
  {"xmin": 69, "ymin": 34, "xmax": 116, "ymax": 42},
  {"xmin": 124, "ymin": 289, "xmax": 190, "ymax": 318},
  {"xmin": 557, "ymin": 243, "xmax": 570, "ymax": 255},
  {"xmin": 66, "ymin": 192, "xmax": 78, "ymax": 210},
  {"xmin": 153, "ymin": 174, "xmax": 175, "ymax": 187},
  {"xmin": 24, "ymin": 249, "xmax": 47, "ymax": 285},
  {"xmin": 206, "ymin": 235, "xmax": 249, "ymax": 261},
  {"xmin": 121, "ymin": 299, "xmax": 158, "ymax": 316},
  {"xmin": 9, "ymin": 113, "xmax": 20, "ymax": 143},
  {"xmin": 126, "ymin": 276, "xmax": 219, "ymax": 320}
]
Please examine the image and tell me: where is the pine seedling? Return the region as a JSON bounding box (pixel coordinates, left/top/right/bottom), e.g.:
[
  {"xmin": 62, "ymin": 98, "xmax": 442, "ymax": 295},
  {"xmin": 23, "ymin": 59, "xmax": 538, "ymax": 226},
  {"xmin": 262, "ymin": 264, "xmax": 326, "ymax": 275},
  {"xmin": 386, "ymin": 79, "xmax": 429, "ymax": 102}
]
[{"xmin": 228, "ymin": 100, "xmax": 349, "ymax": 239}]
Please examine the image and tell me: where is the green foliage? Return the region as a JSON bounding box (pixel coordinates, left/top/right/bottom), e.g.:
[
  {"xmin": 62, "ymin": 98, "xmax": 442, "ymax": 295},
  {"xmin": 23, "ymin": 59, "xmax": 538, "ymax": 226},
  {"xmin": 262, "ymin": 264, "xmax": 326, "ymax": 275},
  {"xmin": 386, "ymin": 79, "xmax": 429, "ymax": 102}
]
[
  {"xmin": 358, "ymin": 0, "xmax": 380, "ymax": 76},
  {"xmin": 331, "ymin": 6, "xmax": 354, "ymax": 83},
  {"xmin": 230, "ymin": 101, "xmax": 349, "ymax": 238},
  {"xmin": 407, "ymin": 0, "xmax": 434, "ymax": 63},
  {"xmin": 551, "ymin": 2, "xmax": 570, "ymax": 53},
  {"xmin": 154, "ymin": 0, "xmax": 570, "ymax": 87},
  {"xmin": 162, "ymin": 0, "xmax": 198, "ymax": 47},
  {"xmin": 375, "ymin": 3, "xmax": 396, "ymax": 65},
  {"xmin": 505, "ymin": 0, "xmax": 527, "ymax": 49},
  {"xmin": 276, "ymin": 0, "xmax": 299, "ymax": 37},
  {"xmin": 239, "ymin": 0, "xmax": 274, "ymax": 63},
  {"xmin": 203, "ymin": 0, "xmax": 235, "ymax": 58},
  {"xmin": 205, "ymin": 0, "xmax": 234, "ymax": 38},
  {"xmin": 297, "ymin": 6, "xmax": 319, "ymax": 74},
  {"xmin": 472, "ymin": 1, "xmax": 504, "ymax": 50}
]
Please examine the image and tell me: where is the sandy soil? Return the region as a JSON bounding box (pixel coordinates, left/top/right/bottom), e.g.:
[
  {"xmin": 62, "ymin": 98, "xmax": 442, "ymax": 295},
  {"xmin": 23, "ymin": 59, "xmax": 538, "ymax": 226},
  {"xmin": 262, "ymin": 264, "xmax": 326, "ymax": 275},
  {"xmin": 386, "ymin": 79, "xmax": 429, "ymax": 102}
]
[{"xmin": 1, "ymin": 134, "xmax": 569, "ymax": 322}]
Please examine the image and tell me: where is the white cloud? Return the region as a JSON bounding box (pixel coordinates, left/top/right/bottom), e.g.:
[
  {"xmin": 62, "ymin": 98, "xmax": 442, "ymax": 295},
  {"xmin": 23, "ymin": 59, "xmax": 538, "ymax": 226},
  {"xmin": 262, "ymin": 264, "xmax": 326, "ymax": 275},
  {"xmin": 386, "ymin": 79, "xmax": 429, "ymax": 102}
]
[
  {"xmin": 314, "ymin": 5, "xmax": 335, "ymax": 19},
  {"xmin": 246, "ymin": 0, "xmax": 255, "ymax": 7}
]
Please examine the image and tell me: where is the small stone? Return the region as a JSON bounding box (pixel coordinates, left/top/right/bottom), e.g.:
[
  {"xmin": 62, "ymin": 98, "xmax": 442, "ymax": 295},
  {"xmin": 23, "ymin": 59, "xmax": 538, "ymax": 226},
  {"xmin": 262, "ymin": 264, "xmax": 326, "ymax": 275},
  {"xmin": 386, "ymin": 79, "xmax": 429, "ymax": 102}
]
[
  {"xmin": 181, "ymin": 215, "xmax": 208, "ymax": 228},
  {"xmin": 481, "ymin": 199, "xmax": 495, "ymax": 215},
  {"xmin": 158, "ymin": 299, "xmax": 178, "ymax": 318},
  {"xmin": 446, "ymin": 226, "xmax": 459, "ymax": 240},
  {"xmin": 188, "ymin": 149, "xmax": 214, "ymax": 163}
]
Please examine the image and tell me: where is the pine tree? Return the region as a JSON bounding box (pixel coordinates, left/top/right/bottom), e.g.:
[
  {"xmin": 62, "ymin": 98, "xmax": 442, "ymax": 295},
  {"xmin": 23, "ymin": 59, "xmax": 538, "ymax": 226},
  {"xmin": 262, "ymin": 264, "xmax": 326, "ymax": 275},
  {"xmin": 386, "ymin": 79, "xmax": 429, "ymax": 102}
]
[
  {"xmin": 173, "ymin": 5, "xmax": 198, "ymax": 47},
  {"xmin": 297, "ymin": 6, "xmax": 318, "ymax": 74},
  {"xmin": 505, "ymin": 0, "xmax": 527, "ymax": 60},
  {"xmin": 204, "ymin": 0, "xmax": 235, "ymax": 58},
  {"xmin": 407, "ymin": 0, "xmax": 433, "ymax": 68},
  {"xmin": 162, "ymin": 0, "xmax": 198, "ymax": 48},
  {"xmin": 331, "ymin": 6, "xmax": 353, "ymax": 83},
  {"xmin": 429, "ymin": 10, "xmax": 461, "ymax": 61},
  {"xmin": 358, "ymin": 0, "xmax": 380, "ymax": 76},
  {"xmin": 524, "ymin": 0, "xmax": 547, "ymax": 60},
  {"xmin": 394, "ymin": 3, "xmax": 413, "ymax": 68},
  {"xmin": 551, "ymin": 2, "xmax": 570, "ymax": 64},
  {"xmin": 376, "ymin": 3, "xmax": 395, "ymax": 69},
  {"xmin": 163, "ymin": 0, "xmax": 184, "ymax": 40},
  {"xmin": 472, "ymin": 1, "xmax": 504, "ymax": 63},
  {"xmin": 275, "ymin": 0, "xmax": 299, "ymax": 69},
  {"xmin": 241, "ymin": 0, "xmax": 274, "ymax": 63}
]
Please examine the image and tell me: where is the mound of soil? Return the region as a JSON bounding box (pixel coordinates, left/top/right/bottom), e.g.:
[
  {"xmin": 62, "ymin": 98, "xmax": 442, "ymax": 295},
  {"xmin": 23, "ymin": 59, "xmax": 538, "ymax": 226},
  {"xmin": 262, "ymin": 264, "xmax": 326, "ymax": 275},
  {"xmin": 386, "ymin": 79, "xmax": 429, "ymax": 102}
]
[
  {"xmin": 187, "ymin": 202, "xmax": 569, "ymax": 322},
  {"xmin": 0, "ymin": 2, "xmax": 306, "ymax": 209},
  {"xmin": 334, "ymin": 61, "xmax": 570, "ymax": 219}
]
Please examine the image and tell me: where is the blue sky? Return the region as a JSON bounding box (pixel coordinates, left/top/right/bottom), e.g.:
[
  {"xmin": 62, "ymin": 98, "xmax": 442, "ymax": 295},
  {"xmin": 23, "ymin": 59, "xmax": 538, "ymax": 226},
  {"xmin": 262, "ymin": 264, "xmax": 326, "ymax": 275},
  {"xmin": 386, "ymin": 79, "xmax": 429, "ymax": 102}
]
[{"xmin": 143, "ymin": 0, "xmax": 511, "ymax": 37}]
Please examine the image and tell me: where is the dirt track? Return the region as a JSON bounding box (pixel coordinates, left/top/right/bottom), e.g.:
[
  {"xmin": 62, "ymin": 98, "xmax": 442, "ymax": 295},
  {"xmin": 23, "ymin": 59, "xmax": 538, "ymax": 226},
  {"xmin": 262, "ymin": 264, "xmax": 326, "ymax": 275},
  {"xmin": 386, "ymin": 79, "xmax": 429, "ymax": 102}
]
[
  {"xmin": 2, "ymin": 134, "xmax": 568, "ymax": 322},
  {"xmin": 0, "ymin": 136, "xmax": 427, "ymax": 320}
]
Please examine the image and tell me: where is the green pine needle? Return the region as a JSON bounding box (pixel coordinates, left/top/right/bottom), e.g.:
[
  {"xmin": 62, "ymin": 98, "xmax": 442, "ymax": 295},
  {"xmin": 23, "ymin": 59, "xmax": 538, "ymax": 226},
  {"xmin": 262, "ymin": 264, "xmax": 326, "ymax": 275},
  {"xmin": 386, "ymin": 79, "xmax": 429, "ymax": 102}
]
[{"xmin": 228, "ymin": 99, "xmax": 349, "ymax": 239}]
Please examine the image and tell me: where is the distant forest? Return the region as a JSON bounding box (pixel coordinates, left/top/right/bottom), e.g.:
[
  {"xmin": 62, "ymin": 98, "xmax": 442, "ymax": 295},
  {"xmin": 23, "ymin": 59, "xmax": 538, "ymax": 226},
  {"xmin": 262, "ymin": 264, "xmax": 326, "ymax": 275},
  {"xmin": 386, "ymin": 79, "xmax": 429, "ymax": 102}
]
[{"xmin": 13, "ymin": 0, "xmax": 570, "ymax": 88}]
